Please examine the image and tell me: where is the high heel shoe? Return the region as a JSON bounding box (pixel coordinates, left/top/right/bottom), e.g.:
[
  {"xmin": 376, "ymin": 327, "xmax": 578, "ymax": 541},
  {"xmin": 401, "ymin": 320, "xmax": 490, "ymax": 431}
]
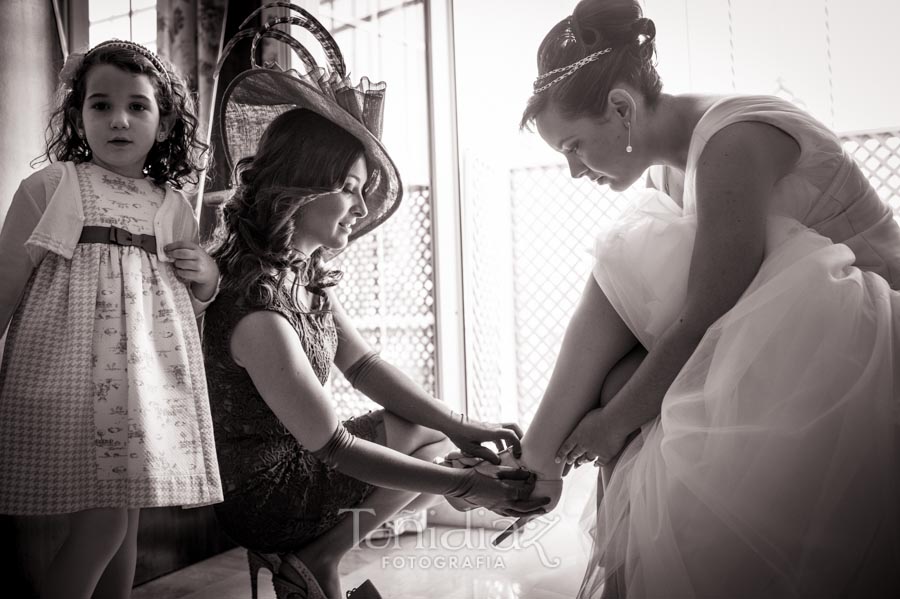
[
  {"xmin": 439, "ymin": 448, "xmax": 564, "ymax": 545},
  {"xmin": 280, "ymin": 553, "xmax": 329, "ymax": 599},
  {"xmin": 439, "ymin": 448, "xmax": 564, "ymax": 514},
  {"xmin": 247, "ymin": 550, "xmax": 328, "ymax": 599},
  {"xmin": 346, "ymin": 578, "xmax": 384, "ymax": 598},
  {"xmin": 248, "ymin": 550, "xmax": 281, "ymax": 599}
]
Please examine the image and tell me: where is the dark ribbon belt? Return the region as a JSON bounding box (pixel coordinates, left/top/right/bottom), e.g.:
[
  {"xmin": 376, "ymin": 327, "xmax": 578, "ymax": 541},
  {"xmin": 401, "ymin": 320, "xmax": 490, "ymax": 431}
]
[{"xmin": 79, "ymin": 225, "xmax": 158, "ymax": 254}]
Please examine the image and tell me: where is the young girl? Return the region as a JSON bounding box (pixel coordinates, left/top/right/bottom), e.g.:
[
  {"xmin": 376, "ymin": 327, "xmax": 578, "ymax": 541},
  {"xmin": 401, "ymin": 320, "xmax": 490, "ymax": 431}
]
[{"xmin": 0, "ymin": 40, "xmax": 222, "ymax": 599}]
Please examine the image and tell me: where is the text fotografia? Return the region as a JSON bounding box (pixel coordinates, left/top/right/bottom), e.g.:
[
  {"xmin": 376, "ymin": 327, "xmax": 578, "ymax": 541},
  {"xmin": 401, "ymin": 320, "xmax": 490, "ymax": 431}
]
[
  {"xmin": 338, "ymin": 508, "xmax": 564, "ymax": 569},
  {"xmin": 383, "ymin": 554, "xmax": 506, "ymax": 570}
]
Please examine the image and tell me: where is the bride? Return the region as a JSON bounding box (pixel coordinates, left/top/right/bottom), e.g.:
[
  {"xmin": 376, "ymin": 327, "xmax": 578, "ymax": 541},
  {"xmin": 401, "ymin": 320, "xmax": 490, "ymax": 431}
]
[{"xmin": 451, "ymin": 1, "xmax": 900, "ymax": 597}]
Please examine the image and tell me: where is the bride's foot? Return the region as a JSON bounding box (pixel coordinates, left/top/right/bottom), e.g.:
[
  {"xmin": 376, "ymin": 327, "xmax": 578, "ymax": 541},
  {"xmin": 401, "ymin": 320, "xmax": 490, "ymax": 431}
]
[
  {"xmin": 491, "ymin": 462, "xmax": 563, "ymax": 546},
  {"xmin": 440, "ymin": 448, "xmax": 563, "ymax": 513}
]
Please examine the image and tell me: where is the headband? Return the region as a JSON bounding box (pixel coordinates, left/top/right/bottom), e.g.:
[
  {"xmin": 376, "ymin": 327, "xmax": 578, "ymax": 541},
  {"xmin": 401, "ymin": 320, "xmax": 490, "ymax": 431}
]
[
  {"xmin": 533, "ymin": 15, "xmax": 655, "ymax": 95},
  {"xmin": 532, "ymin": 46, "xmax": 613, "ymax": 94},
  {"xmin": 86, "ymin": 39, "xmax": 171, "ymax": 86}
]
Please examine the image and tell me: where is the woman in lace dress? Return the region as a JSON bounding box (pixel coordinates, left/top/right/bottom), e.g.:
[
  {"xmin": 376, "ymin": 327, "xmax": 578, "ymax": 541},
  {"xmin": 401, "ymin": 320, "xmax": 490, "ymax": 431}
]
[{"xmin": 203, "ymin": 104, "xmax": 546, "ymax": 599}]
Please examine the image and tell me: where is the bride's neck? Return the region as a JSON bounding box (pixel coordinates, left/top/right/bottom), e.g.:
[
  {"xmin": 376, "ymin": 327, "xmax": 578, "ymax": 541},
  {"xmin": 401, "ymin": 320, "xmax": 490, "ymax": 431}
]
[{"xmin": 645, "ymin": 93, "xmax": 722, "ymax": 172}]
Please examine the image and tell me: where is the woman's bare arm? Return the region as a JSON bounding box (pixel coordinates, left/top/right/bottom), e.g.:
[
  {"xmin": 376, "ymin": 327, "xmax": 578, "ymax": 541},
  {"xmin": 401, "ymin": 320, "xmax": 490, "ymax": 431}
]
[
  {"xmin": 230, "ymin": 310, "xmax": 463, "ymax": 492},
  {"xmin": 230, "ymin": 310, "xmax": 535, "ymax": 504},
  {"xmin": 329, "ymin": 290, "xmax": 460, "ymax": 434},
  {"xmin": 559, "ymin": 121, "xmax": 800, "ymax": 464}
]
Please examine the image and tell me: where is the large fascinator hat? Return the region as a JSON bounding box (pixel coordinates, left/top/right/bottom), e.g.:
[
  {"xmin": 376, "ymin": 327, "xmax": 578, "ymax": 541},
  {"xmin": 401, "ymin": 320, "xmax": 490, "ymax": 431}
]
[{"xmin": 214, "ymin": 2, "xmax": 402, "ymax": 253}]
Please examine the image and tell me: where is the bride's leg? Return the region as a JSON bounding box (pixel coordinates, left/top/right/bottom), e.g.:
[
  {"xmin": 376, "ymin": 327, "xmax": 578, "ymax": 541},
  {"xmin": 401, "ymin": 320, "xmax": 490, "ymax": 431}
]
[
  {"xmin": 489, "ymin": 280, "xmax": 637, "ymax": 547},
  {"xmin": 515, "ymin": 276, "xmax": 638, "ymax": 490},
  {"xmin": 592, "ymin": 347, "xmax": 646, "ymax": 599},
  {"xmin": 597, "ymin": 345, "xmax": 647, "ymax": 507}
]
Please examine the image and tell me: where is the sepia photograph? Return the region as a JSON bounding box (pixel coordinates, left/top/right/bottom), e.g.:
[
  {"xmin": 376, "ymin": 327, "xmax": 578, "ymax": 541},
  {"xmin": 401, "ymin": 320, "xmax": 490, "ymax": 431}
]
[{"xmin": 1, "ymin": 1, "xmax": 898, "ymax": 597}]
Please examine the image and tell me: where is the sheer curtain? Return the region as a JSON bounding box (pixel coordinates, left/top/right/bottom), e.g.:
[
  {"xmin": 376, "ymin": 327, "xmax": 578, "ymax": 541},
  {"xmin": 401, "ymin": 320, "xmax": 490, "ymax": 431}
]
[{"xmin": 156, "ymin": 0, "xmax": 227, "ymax": 197}]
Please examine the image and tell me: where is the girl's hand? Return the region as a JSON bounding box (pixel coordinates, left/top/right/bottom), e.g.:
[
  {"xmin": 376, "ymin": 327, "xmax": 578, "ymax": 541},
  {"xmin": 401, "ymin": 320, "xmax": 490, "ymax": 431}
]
[
  {"xmin": 164, "ymin": 241, "xmax": 219, "ymax": 301},
  {"xmin": 556, "ymin": 408, "xmax": 629, "ymax": 467},
  {"xmin": 446, "ymin": 411, "xmax": 524, "ymax": 465}
]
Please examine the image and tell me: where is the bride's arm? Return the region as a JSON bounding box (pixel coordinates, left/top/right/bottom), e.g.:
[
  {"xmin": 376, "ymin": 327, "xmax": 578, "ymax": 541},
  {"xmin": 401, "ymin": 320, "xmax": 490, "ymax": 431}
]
[
  {"xmin": 519, "ymin": 273, "xmax": 638, "ymax": 479},
  {"xmin": 557, "ymin": 121, "xmax": 799, "ymax": 466}
]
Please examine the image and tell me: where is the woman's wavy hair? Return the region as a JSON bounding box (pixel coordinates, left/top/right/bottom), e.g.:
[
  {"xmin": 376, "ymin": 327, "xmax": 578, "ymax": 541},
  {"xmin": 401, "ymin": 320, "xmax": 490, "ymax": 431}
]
[
  {"xmin": 210, "ymin": 108, "xmax": 366, "ymax": 309},
  {"xmin": 520, "ymin": 0, "xmax": 662, "ymax": 129},
  {"xmin": 36, "ymin": 43, "xmax": 207, "ymax": 189}
]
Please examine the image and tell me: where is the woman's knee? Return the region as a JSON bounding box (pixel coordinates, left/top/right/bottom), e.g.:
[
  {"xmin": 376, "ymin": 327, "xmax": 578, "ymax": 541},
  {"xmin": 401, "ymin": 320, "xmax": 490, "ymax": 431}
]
[
  {"xmin": 411, "ymin": 435, "xmax": 454, "ymax": 462},
  {"xmin": 382, "ymin": 412, "xmax": 446, "ymax": 454}
]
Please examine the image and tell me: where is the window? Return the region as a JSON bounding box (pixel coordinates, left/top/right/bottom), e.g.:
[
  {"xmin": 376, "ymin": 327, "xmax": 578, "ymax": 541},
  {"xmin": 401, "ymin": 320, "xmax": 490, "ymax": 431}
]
[
  {"xmin": 280, "ymin": 0, "xmax": 443, "ymax": 420},
  {"xmin": 452, "ymin": 0, "xmax": 900, "ymax": 428},
  {"xmin": 90, "ymin": 0, "xmax": 155, "ymax": 49},
  {"xmin": 68, "ymin": 0, "xmax": 156, "ymax": 52}
]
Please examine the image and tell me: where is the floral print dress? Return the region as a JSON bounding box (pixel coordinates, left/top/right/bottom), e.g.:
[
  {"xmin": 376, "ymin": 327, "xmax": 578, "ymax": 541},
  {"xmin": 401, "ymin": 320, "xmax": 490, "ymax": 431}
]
[{"xmin": 0, "ymin": 162, "xmax": 222, "ymax": 514}]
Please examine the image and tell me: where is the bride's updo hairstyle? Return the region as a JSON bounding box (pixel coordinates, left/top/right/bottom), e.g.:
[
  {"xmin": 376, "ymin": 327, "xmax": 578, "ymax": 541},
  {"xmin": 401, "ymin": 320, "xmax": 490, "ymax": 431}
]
[{"xmin": 520, "ymin": 0, "xmax": 662, "ymax": 129}]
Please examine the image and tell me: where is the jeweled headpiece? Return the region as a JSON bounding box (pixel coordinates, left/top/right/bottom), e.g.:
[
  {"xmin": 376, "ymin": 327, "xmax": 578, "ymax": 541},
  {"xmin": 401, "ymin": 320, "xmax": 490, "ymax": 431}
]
[{"xmin": 532, "ymin": 46, "xmax": 613, "ymax": 94}]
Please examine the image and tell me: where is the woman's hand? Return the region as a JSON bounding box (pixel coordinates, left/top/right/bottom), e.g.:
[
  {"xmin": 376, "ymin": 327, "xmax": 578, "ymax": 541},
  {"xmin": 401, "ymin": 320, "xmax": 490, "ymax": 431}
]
[
  {"xmin": 556, "ymin": 408, "xmax": 629, "ymax": 467},
  {"xmin": 445, "ymin": 412, "xmax": 524, "ymax": 465},
  {"xmin": 445, "ymin": 466, "xmax": 549, "ymax": 517},
  {"xmin": 165, "ymin": 241, "xmax": 220, "ymax": 301}
]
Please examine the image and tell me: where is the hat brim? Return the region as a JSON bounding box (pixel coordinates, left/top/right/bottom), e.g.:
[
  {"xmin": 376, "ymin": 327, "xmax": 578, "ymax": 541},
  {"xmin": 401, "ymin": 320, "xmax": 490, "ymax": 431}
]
[{"xmin": 219, "ymin": 68, "xmax": 403, "ymax": 257}]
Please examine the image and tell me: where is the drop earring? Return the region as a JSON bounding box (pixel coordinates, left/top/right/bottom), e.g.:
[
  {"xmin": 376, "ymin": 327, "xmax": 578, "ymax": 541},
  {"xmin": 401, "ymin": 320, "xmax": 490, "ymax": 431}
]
[{"xmin": 625, "ymin": 121, "xmax": 633, "ymax": 153}]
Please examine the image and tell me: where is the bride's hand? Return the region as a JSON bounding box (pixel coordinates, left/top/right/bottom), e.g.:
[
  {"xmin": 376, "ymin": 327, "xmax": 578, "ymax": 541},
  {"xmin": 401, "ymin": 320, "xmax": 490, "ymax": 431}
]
[
  {"xmin": 445, "ymin": 411, "xmax": 523, "ymax": 465},
  {"xmin": 556, "ymin": 408, "xmax": 629, "ymax": 467}
]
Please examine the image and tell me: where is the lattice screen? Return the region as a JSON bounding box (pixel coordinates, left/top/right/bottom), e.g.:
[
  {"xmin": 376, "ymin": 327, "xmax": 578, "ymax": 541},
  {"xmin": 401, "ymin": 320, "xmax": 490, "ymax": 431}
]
[
  {"xmin": 460, "ymin": 153, "xmax": 518, "ymax": 424},
  {"xmin": 507, "ymin": 129, "xmax": 900, "ymax": 426},
  {"xmin": 841, "ymin": 130, "xmax": 900, "ymax": 216},
  {"xmin": 327, "ymin": 186, "xmax": 437, "ymax": 420},
  {"xmin": 508, "ymin": 169, "xmax": 643, "ymax": 425}
]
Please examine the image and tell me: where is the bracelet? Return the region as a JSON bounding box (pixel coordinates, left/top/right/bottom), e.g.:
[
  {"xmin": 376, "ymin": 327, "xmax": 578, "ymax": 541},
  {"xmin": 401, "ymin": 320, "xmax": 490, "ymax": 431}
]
[{"xmin": 449, "ymin": 409, "xmax": 468, "ymax": 426}]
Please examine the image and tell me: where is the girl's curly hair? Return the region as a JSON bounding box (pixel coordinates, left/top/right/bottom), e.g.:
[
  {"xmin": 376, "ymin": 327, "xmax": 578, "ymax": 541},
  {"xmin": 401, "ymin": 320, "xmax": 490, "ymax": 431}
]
[
  {"xmin": 36, "ymin": 43, "xmax": 207, "ymax": 189},
  {"xmin": 210, "ymin": 108, "xmax": 367, "ymax": 310}
]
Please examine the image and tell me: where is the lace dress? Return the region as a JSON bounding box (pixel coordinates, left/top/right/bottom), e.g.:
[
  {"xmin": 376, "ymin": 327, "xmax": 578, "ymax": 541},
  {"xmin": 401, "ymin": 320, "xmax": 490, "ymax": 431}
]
[{"xmin": 203, "ymin": 285, "xmax": 382, "ymax": 553}]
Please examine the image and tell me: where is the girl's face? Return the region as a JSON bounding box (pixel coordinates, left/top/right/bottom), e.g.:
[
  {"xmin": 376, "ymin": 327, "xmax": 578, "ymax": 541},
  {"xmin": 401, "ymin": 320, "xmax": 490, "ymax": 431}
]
[
  {"xmin": 535, "ymin": 101, "xmax": 643, "ymax": 192},
  {"xmin": 292, "ymin": 155, "xmax": 369, "ymax": 254},
  {"xmin": 80, "ymin": 64, "xmax": 166, "ymax": 178}
]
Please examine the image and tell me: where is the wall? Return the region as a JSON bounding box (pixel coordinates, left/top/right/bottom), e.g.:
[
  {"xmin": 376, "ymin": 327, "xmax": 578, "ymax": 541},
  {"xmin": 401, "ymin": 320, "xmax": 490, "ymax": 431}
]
[
  {"xmin": 0, "ymin": 3, "xmax": 64, "ymax": 594},
  {"xmin": 0, "ymin": 0, "xmax": 62, "ymax": 223}
]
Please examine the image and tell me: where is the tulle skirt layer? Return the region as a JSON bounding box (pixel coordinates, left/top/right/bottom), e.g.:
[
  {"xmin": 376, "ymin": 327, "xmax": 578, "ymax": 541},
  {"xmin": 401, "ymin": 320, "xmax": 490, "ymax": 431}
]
[{"xmin": 582, "ymin": 193, "xmax": 900, "ymax": 598}]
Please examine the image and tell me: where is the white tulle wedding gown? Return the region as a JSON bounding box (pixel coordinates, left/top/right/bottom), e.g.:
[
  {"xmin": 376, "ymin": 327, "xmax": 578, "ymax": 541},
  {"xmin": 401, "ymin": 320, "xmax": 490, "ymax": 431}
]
[{"xmin": 579, "ymin": 188, "xmax": 900, "ymax": 598}]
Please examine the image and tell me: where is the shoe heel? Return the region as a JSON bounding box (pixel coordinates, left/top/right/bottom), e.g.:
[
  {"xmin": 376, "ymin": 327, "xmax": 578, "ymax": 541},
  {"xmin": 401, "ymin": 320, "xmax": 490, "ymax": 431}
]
[
  {"xmin": 492, "ymin": 514, "xmax": 539, "ymax": 546},
  {"xmin": 248, "ymin": 550, "xmax": 281, "ymax": 599},
  {"xmin": 346, "ymin": 578, "xmax": 383, "ymax": 598},
  {"xmin": 282, "ymin": 553, "xmax": 328, "ymax": 599},
  {"xmin": 248, "ymin": 550, "xmax": 263, "ymax": 599},
  {"xmin": 272, "ymin": 575, "xmax": 306, "ymax": 599}
]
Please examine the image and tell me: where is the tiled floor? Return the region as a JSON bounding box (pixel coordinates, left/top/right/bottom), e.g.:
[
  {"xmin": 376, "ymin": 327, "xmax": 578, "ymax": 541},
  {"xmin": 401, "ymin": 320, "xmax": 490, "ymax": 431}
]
[{"xmin": 132, "ymin": 468, "xmax": 598, "ymax": 599}]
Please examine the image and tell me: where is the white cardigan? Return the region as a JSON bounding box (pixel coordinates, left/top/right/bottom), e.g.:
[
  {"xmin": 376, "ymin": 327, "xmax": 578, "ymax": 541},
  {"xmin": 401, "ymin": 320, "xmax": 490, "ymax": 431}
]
[{"xmin": 1, "ymin": 161, "xmax": 211, "ymax": 336}]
